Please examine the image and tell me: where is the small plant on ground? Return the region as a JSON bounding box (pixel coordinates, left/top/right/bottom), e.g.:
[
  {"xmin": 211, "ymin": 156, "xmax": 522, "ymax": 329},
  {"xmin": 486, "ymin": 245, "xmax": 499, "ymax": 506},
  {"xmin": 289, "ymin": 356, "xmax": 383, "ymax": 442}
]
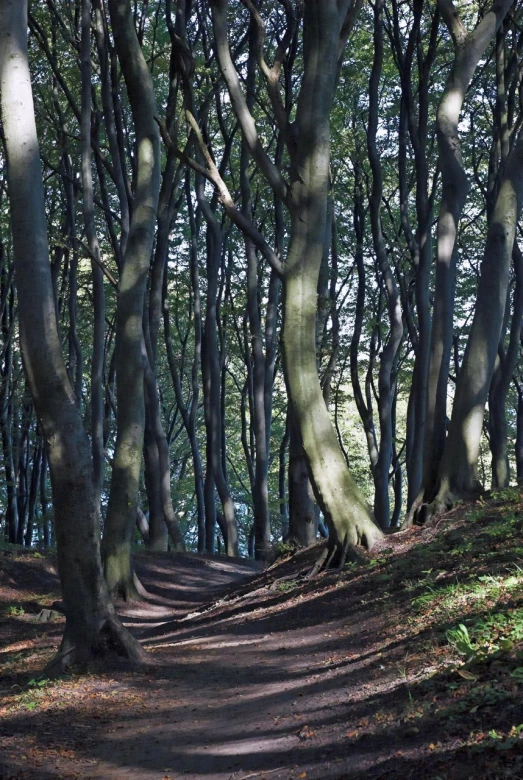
[
  {"xmin": 3, "ymin": 605, "xmax": 25, "ymax": 616},
  {"xmin": 446, "ymin": 623, "xmax": 477, "ymax": 661}
]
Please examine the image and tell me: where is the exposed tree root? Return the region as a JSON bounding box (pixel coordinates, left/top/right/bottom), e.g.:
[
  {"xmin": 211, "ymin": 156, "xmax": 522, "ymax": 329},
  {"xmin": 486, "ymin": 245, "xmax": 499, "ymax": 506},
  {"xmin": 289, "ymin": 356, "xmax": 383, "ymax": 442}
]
[
  {"xmin": 307, "ymin": 535, "xmax": 368, "ymax": 578},
  {"xmin": 44, "ymin": 615, "xmax": 147, "ymax": 677},
  {"xmin": 414, "ymin": 498, "xmax": 446, "ymax": 526},
  {"xmin": 105, "ymin": 567, "xmax": 151, "ymax": 603},
  {"xmin": 413, "ymin": 477, "xmax": 483, "ymax": 526},
  {"xmin": 404, "ymin": 489, "xmax": 426, "ymax": 529}
]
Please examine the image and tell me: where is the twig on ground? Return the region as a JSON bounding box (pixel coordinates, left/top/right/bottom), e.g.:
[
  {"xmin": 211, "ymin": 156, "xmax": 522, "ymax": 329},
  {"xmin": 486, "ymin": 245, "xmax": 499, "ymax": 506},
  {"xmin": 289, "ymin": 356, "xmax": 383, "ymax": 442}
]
[{"xmin": 231, "ymin": 767, "xmax": 286, "ymax": 780}]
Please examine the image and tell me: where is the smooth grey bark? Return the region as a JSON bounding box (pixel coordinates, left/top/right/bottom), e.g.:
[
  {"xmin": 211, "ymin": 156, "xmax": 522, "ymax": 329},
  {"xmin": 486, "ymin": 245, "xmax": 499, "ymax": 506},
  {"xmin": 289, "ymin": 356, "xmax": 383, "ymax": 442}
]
[
  {"xmin": 391, "ymin": 0, "xmax": 438, "ymax": 510},
  {"xmin": 241, "ymin": 29, "xmax": 271, "ymax": 561},
  {"xmin": 93, "ymin": 0, "xmax": 129, "ymax": 266},
  {"xmin": 0, "ymin": 0, "xmax": 144, "ymax": 670},
  {"xmin": 81, "ymin": 0, "xmax": 105, "ymax": 518},
  {"xmin": 142, "ymin": 335, "xmax": 186, "ymax": 552},
  {"xmin": 350, "ymin": 159, "xmax": 379, "ymax": 473},
  {"xmin": 367, "ymin": 0, "xmax": 404, "ymax": 530},
  {"xmin": 516, "ymin": 383, "xmax": 523, "ymax": 484},
  {"xmin": 142, "ymin": 41, "xmax": 185, "ymax": 551},
  {"xmin": 487, "ymin": 30, "xmax": 521, "ymax": 489},
  {"xmin": 15, "ymin": 391, "xmax": 32, "ymax": 545},
  {"xmin": 211, "ymin": 0, "xmax": 383, "ymax": 561},
  {"xmin": 196, "ymin": 172, "xmax": 239, "ymax": 558},
  {"xmin": 102, "ymin": 0, "xmax": 161, "ymax": 599},
  {"xmin": 40, "ymin": 449, "xmax": 50, "ymax": 546},
  {"xmin": 488, "ymin": 245, "xmax": 523, "ymax": 488},
  {"xmin": 279, "ymin": 412, "xmax": 290, "ymax": 540},
  {"xmin": 163, "ymin": 175, "xmax": 206, "ymax": 552},
  {"xmin": 420, "ymin": 0, "xmax": 513, "ymax": 504},
  {"xmin": 24, "ymin": 440, "xmax": 42, "ymax": 548},
  {"xmin": 420, "ymin": 124, "xmax": 523, "ymax": 518},
  {"xmin": 0, "ymin": 270, "xmax": 18, "ymax": 543},
  {"xmin": 288, "ymin": 412, "xmax": 317, "ymax": 547}
]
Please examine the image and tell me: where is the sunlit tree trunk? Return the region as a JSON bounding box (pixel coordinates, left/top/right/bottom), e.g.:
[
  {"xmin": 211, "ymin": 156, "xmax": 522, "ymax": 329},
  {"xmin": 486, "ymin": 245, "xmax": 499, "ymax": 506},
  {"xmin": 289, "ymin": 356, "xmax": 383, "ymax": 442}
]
[
  {"xmin": 0, "ymin": 0, "xmax": 144, "ymax": 670},
  {"xmin": 419, "ymin": 0, "xmax": 513, "ymax": 507},
  {"xmin": 211, "ymin": 0, "xmax": 383, "ymax": 563},
  {"xmin": 421, "ymin": 125, "xmax": 523, "ymax": 519}
]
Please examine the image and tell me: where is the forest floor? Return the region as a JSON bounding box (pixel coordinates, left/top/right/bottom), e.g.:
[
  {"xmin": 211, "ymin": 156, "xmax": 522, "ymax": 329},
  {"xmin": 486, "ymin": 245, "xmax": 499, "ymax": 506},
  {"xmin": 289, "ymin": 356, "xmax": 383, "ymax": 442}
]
[{"xmin": 2, "ymin": 494, "xmax": 523, "ymax": 779}]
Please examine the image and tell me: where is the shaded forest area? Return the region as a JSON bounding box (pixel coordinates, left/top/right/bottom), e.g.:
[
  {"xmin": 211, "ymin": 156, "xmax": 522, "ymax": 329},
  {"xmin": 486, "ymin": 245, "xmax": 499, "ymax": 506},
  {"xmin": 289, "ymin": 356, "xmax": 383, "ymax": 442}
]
[
  {"xmin": 2, "ymin": 0, "xmax": 523, "ymax": 753},
  {"xmin": 2, "ymin": 492, "xmax": 523, "ymax": 778}
]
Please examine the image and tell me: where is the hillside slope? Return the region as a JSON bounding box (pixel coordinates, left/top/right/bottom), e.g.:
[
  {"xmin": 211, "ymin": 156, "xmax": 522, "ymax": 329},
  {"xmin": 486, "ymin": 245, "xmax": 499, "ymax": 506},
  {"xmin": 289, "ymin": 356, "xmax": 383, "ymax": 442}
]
[{"xmin": 2, "ymin": 493, "xmax": 523, "ymax": 779}]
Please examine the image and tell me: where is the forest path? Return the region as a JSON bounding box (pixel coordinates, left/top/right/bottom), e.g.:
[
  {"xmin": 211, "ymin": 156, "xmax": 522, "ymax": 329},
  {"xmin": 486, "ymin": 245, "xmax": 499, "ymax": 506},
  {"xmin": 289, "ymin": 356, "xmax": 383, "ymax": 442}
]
[{"xmin": 2, "ymin": 500, "xmax": 523, "ymax": 780}]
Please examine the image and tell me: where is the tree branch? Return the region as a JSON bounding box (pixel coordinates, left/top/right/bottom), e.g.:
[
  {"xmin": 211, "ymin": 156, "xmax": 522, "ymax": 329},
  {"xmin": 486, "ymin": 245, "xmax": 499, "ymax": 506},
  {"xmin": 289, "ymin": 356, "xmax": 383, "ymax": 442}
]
[
  {"xmin": 156, "ymin": 116, "xmax": 284, "ymax": 278},
  {"xmin": 210, "ymin": 0, "xmax": 289, "ymax": 204}
]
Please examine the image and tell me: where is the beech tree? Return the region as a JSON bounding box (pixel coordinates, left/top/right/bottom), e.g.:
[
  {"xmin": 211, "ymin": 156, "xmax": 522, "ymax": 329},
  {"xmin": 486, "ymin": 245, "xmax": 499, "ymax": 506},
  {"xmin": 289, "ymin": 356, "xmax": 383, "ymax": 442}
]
[
  {"xmin": 0, "ymin": 0, "xmax": 144, "ymax": 670},
  {"xmin": 410, "ymin": 0, "xmax": 514, "ymax": 517},
  {"xmin": 419, "ymin": 122, "xmax": 523, "ymax": 519},
  {"xmin": 208, "ymin": 0, "xmax": 384, "ymax": 562},
  {"xmin": 3, "ymin": 0, "xmax": 523, "ymax": 584}
]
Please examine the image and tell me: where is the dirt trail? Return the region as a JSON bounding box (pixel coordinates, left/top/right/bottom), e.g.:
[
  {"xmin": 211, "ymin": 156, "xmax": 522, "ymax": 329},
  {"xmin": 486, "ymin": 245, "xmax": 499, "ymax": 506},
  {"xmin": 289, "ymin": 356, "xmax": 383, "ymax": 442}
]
[{"xmin": 2, "ymin": 501, "xmax": 523, "ymax": 780}]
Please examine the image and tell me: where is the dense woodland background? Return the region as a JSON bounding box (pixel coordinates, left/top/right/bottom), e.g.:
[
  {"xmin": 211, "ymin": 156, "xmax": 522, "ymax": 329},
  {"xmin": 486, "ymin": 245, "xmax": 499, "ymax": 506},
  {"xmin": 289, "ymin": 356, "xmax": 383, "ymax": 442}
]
[{"xmin": 1, "ymin": 0, "xmax": 523, "ymax": 664}]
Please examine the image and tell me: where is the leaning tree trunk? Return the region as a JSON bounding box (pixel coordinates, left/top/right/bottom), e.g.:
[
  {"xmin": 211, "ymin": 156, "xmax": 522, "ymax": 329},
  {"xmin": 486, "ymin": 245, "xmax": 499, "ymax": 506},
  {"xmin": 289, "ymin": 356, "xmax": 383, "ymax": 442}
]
[
  {"xmin": 102, "ymin": 0, "xmax": 161, "ymax": 599},
  {"xmin": 211, "ymin": 0, "xmax": 383, "ymax": 563},
  {"xmin": 419, "ymin": 124, "xmax": 523, "ymax": 520},
  {"xmin": 0, "ymin": 0, "xmax": 144, "ymax": 671},
  {"xmin": 281, "ymin": 2, "xmax": 382, "ymax": 560}
]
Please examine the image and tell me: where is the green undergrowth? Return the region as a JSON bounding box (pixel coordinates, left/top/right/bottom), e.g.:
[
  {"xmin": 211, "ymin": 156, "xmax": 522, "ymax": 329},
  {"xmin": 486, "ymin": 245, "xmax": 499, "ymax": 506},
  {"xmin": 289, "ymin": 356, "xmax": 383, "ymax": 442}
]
[{"xmin": 346, "ymin": 491, "xmax": 523, "ymax": 774}]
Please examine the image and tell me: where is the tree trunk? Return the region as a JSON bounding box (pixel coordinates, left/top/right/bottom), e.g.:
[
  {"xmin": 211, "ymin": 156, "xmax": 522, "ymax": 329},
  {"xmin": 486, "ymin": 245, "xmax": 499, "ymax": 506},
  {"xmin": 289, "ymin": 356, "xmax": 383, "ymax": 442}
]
[
  {"xmin": 81, "ymin": 0, "xmax": 105, "ymax": 518},
  {"xmin": 197, "ymin": 175, "xmax": 238, "ymax": 557},
  {"xmin": 516, "ymin": 385, "xmax": 523, "ymax": 485},
  {"xmin": 489, "ymin": 247, "xmax": 523, "ymax": 488},
  {"xmin": 0, "ymin": 0, "xmax": 144, "ymax": 671},
  {"xmin": 367, "ymin": 0, "xmax": 403, "ymax": 529},
  {"xmin": 281, "ymin": 2, "xmax": 382, "ymax": 559},
  {"xmin": 241, "ymin": 30, "xmax": 271, "ymax": 561},
  {"xmin": 420, "ymin": 0, "xmax": 513, "ymax": 504},
  {"xmin": 0, "ymin": 274, "xmax": 18, "ymax": 543},
  {"xmin": 212, "ymin": 0, "xmax": 383, "ymax": 560},
  {"xmin": 102, "ymin": 0, "xmax": 161, "ymax": 599},
  {"xmin": 421, "ymin": 124, "xmax": 523, "ymax": 518},
  {"xmin": 288, "ymin": 412, "xmax": 317, "ymax": 547}
]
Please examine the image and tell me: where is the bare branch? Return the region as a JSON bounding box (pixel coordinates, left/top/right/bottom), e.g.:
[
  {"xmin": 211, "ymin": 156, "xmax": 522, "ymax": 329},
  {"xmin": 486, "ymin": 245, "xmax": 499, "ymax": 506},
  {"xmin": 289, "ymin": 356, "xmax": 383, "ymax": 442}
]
[
  {"xmin": 437, "ymin": 0, "xmax": 467, "ymax": 45},
  {"xmin": 156, "ymin": 116, "xmax": 284, "ymax": 278},
  {"xmin": 210, "ymin": 0, "xmax": 289, "ymax": 203}
]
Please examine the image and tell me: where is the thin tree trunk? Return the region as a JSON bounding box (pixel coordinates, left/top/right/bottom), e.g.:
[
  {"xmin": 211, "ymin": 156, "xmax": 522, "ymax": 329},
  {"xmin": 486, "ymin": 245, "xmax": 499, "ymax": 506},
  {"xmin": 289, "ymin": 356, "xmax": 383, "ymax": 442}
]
[
  {"xmin": 0, "ymin": 272, "xmax": 18, "ymax": 543},
  {"xmin": 489, "ymin": 245, "xmax": 523, "ymax": 488},
  {"xmin": 81, "ymin": 0, "xmax": 105, "ymax": 517},
  {"xmin": 102, "ymin": 0, "xmax": 161, "ymax": 599},
  {"xmin": 516, "ymin": 384, "xmax": 523, "ymax": 484},
  {"xmin": 240, "ymin": 28, "xmax": 271, "ymax": 560},
  {"xmin": 197, "ymin": 174, "xmax": 238, "ymax": 557},
  {"xmin": 367, "ymin": 0, "xmax": 403, "ymax": 529}
]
